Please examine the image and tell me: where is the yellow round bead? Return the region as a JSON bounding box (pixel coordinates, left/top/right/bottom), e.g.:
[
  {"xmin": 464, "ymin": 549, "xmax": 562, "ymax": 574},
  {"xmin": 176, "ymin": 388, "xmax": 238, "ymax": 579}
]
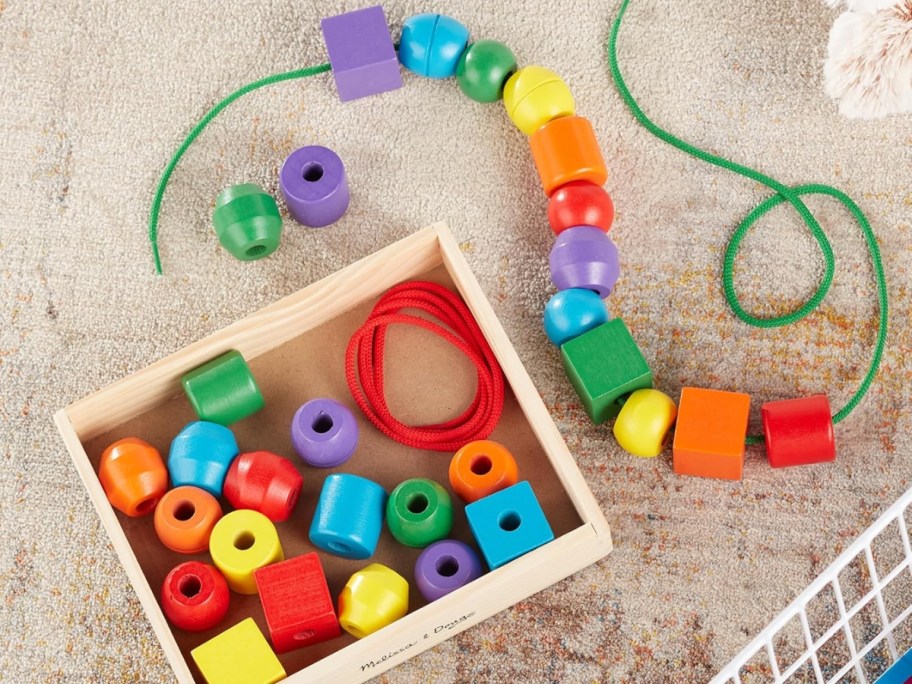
[
  {"xmin": 613, "ymin": 389, "xmax": 678, "ymax": 458},
  {"xmin": 338, "ymin": 563, "xmax": 409, "ymax": 639},
  {"xmin": 503, "ymin": 66, "xmax": 575, "ymax": 135},
  {"xmin": 209, "ymin": 509, "xmax": 284, "ymax": 594}
]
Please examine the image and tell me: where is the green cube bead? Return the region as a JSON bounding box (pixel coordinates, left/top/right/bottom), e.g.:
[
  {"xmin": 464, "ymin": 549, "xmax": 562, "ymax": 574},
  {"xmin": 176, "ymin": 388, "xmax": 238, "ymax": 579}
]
[
  {"xmin": 182, "ymin": 350, "xmax": 265, "ymax": 426},
  {"xmin": 385, "ymin": 478, "xmax": 453, "ymax": 548},
  {"xmin": 212, "ymin": 184, "xmax": 282, "ymax": 261},
  {"xmin": 560, "ymin": 319, "xmax": 653, "ymax": 424}
]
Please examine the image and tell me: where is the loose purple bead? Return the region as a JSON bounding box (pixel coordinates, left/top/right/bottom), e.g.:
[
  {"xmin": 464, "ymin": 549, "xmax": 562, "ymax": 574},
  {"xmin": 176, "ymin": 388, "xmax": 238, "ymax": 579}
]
[
  {"xmin": 291, "ymin": 398, "xmax": 359, "ymax": 468},
  {"xmin": 549, "ymin": 225, "xmax": 620, "ymax": 298},
  {"xmin": 279, "ymin": 145, "xmax": 350, "ymax": 228},
  {"xmin": 414, "ymin": 539, "xmax": 483, "ymax": 602}
]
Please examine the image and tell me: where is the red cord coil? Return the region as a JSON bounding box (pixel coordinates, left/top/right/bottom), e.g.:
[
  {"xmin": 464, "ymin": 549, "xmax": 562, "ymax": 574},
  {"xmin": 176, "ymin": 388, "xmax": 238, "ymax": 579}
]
[{"xmin": 345, "ymin": 281, "xmax": 505, "ymax": 452}]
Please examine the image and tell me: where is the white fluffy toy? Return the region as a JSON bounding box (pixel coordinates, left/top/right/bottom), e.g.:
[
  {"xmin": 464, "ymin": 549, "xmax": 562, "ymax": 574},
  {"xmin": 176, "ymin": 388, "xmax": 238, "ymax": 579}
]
[{"xmin": 825, "ymin": 0, "xmax": 912, "ymax": 118}]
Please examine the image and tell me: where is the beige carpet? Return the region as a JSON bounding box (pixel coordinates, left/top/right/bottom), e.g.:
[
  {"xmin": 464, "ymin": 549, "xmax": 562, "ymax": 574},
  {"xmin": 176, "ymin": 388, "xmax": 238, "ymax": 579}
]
[{"xmin": 2, "ymin": 0, "xmax": 911, "ymax": 681}]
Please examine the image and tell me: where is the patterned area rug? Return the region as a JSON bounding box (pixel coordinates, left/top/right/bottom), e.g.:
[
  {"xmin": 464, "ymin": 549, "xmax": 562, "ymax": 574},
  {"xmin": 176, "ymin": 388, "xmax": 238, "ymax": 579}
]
[{"xmin": 1, "ymin": 1, "xmax": 910, "ymax": 681}]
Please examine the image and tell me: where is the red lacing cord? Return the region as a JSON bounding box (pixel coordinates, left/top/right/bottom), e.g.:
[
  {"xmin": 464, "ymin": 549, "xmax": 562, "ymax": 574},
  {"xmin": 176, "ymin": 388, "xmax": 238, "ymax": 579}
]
[{"xmin": 345, "ymin": 281, "xmax": 505, "ymax": 452}]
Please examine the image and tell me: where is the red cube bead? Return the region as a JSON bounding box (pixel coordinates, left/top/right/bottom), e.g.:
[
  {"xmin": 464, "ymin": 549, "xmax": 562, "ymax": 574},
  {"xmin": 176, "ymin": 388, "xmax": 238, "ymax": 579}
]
[
  {"xmin": 761, "ymin": 394, "xmax": 835, "ymax": 468},
  {"xmin": 223, "ymin": 451, "xmax": 303, "ymax": 523},
  {"xmin": 254, "ymin": 553, "xmax": 341, "ymax": 653},
  {"xmin": 161, "ymin": 561, "xmax": 230, "ymax": 632},
  {"xmin": 547, "ymin": 181, "xmax": 615, "ymax": 235}
]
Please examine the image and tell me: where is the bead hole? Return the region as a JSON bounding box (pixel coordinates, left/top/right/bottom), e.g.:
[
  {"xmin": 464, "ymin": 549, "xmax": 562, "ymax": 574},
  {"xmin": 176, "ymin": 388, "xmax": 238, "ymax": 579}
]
[
  {"xmin": 498, "ymin": 511, "xmax": 521, "ymax": 532},
  {"xmin": 134, "ymin": 498, "xmax": 157, "ymax": 515},
  {"xmin": 302, "ymin": 162, "xmax": 324, "ymax": 182},
  {"xmin": 436, "ymin": 556, "xmax": 459, "ymax": 577},
  {"xmin": 246, "ymin": 245, "xmax": 267, "ymax": 257},
  {"xmin": 470, "ymin": 455, "xmax": 493, "ymax": 476},
  {"xmin": 234, "ymin": 531, "xmax": 256, "ymax": 550},
  {"xmin": 407, "ymin": 494, "xmax": 429, "ymax": 514},
  {"xmin": 312, "ymin": 412, "xmax": 334, "ymax": 434},
  {"xmin": 343, "ymin": 622, "xmax": 366, "ymax": 639},
  {"xmin": 178, "ymin": 575, "xmax": 201, "ymax": 598},
  {"xmin": 173, "ymin": 501, "xmax": 196, "ymax": 521},
  {"xmin": 328, "ymin": 541, "xmax": 350, "ymax": 554}
]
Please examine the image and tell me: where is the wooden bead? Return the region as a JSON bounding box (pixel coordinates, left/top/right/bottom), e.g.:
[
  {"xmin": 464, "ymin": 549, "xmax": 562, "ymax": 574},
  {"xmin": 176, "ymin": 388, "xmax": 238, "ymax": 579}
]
[
  {"xmin": 543, "ymin": 288, "xmax": 610, "ymax": 346},
  {"xmin": 98, "ymin": 437, "xmax": 168, "ymax": 517},
  {"xmin": 223, "ymin": 451, "xmax": 303, "ymax": 523},
  {"xmin": 550, "ymin": 226, "xmax": 620, "ymax": 298},
  {"xmin": 456, "ymin": 40, "xmax": 517, "ymax": 103},
  {"xmin": 161, "ymin": 561, "xmax": 230, "ymax": 632},
  {"xmin": 399, "ymin": 13, "xmax": 469, "ymax": 79},
  {"xmin": 762, "ymin": 395, "xmax": 835, "ymax": 468},
  {"xmin": 548, "ymin": 181, "xmax": 615, "ymax": 235},
  {"xmin": 673, "ymin": 387, "xmax": 751, "ymax": 480},
  {"xmin": 414, "ymin": 540, "xmax": 484, "ymax": 602},
  {"xmin": 191, "ymin": 618, "xmax": 285, "ymax": 684},
  {"xmin": 290, "ymin": 398, "xmax": 359, "ymax": 468},
  {"xmin": 209, "ymin": 510, "xmax": 284, "ymax": 595},
  {"xmin": 181, "ymin": 349, "xmax": 264, "ymax": 426},
  {"xmin": 154, "ymin": 486, "xmax": 223, "ymax": 554},
  {"xmin": 465, "ymin": 481, "xmax": 554, "ymax": 570},
  {"xmin": 613, "ymin": 389, "xmax": 678, "ymax": 458},
  {"xmin": 254, "ymin": 553, "xmax": 341, "ymax": 653},
  {"xmin": 503, "ymin": 66, "xmax": 575, "ymax": 135},
  {"xmin": 385, "ymin": 478, "xmax": 453, "ymax": 548},
  {"xmin": 338, "ymin": 563, "xmax": 409, "ymax": 638},
  {"xmin": 309, "ymin": 474, "xmax": 387, "ymax": 560},
  {"xmin": 560, "ymin": 319, "xmax": 653, "ymax": 424},
  {"xmin": 279, "ymin": 146, "xmax": 350, "ymax": 228},
  {"xmin": 212, "ymin": 184, "xmax": 282, "ymax": 261},
  {"xmin": 530, "ymin": 116, "xmax": 608, "ymax": 196},
  {"xmin": 168, "ymin": 421, "xmax": 239, "ymax": 497},
  {"xmin": 448, "ymin": 440, "xmax": 519, "ymax": 504}
]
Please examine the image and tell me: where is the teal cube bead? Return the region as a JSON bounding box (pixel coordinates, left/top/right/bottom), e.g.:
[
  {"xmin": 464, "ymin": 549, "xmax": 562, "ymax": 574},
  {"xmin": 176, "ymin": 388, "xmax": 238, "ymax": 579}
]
[
  {"xmin": 560, "ymin": 319, "xmax": 653, "ymax": 424},
  {"xmin": 543, "ymin": 288, "xmax": 609, "ymax": 346}
]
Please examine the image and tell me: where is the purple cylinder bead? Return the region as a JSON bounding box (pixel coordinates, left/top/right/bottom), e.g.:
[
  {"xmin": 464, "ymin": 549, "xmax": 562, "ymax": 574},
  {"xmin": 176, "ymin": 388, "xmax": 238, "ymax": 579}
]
[
  {"xmin": 291, "ymin": 398, "xmax": 359, "ymax": 468},
  {"xmin": 414, "ymin": 540, "xmax": 483, "ymax": 602},
  {"xmin": 549, "ymin": 225, "xmax": 620, "ymax": 298},
  {"xmin": 279, "ymin": 145, "xmax": 350, "ymax": 227}
]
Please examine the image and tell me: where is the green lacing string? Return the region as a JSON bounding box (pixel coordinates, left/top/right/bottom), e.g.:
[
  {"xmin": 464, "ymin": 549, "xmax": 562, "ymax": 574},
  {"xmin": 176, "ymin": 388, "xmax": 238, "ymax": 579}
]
[
  {"xmin": 148, "ymin": 62, "xmax": 331, "ymax": 274},
  {"xmin": 609, "ymin": 0, "xmax": 889, "ymax": 444}
]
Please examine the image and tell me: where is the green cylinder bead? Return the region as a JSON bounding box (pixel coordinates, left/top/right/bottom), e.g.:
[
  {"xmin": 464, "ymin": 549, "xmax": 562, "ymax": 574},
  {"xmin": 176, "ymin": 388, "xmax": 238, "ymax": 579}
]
[
  {"xmin": 385, "ymin": 478, "xmax": 453, "ymax": 548},
  {"xmin": 212, "ymin": 183, "xmax": 282, "ymax": 261},
  {"xmin": 181, "ymin": 349, "xmax": 265, "ymax": 426},
  {"xmin": 456, "ymin": 40, "xmax": 517, "ymax": 103}
]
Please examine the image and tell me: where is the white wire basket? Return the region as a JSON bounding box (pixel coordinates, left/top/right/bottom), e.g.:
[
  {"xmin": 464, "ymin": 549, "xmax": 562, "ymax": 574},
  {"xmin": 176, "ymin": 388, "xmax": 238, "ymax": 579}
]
[{"xmin": 712, "ymin": 486, "xmax": 912, "ymax": 684}]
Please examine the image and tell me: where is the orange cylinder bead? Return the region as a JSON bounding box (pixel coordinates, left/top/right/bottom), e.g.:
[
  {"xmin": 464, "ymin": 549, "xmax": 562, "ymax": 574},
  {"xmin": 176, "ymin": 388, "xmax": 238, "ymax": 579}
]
[
  {"xmin": 155, "ymin": 486, "xmax": 223, "ymax": 554},
  {"xmin": 529, "ymin": 116, "xmax": 607, "ymax": 197},
  {"xmin": 449, "ymin": 440, "xmax": 519, "ymax": 504},
  {"xmin": 98, "ymin": 437, "xmax": 168, "ymax": 517}
]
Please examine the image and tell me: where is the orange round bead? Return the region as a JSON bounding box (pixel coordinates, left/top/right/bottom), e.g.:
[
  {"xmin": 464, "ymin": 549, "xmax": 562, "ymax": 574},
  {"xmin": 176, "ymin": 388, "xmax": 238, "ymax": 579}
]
[
  {"xmin": 529, "ymin": 115, "xmax": 608, "ymax": 197},
  {"xmin": 448, "ymin": 440, "xmax": 519, "ymax": 504},
  {"xmin": 98, "ymin": 437, "xmax": 168, "ymax": 517},
  {"xmin": 154, "ymin": 486, "xmax": 223, "ymax": 554}
]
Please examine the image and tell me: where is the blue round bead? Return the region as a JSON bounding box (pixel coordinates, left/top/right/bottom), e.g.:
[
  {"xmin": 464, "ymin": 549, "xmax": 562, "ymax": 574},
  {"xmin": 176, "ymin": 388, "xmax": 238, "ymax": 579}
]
[
  {"xmin": 399, "ymin": 14, "xmax": 469, "ymax": 79},
  {"xmin": 543, "ymin": 288, "xmax": 610, "ymax": 346}
]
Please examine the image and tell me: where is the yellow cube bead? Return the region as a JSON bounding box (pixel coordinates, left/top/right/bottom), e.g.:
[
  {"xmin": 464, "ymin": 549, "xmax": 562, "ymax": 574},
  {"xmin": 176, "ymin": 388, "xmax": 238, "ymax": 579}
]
[
  {"xmin": 503, "ymin": 66, "xmax": 575, "ymax": 135},
  {"xmin": 613, "ymin": 388, "xmax": 678, "ymax": 458},
  {"xmin": 209, "ymin": 510, "xmax": 284, "ymax": 594},
  {"xmin": 191, "ymin": 618, "xmax": 285, "ymax": 684},
  {"xmin": 338, "ymin": 563, "xmax": 409, "ymax": 639}
]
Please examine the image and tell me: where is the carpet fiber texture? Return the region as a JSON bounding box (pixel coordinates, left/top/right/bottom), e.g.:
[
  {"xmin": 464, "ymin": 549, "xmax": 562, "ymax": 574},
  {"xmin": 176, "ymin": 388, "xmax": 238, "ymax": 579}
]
[{"xmin": 1, "ymin": 1, "xmax": 911, "ymax": 682}]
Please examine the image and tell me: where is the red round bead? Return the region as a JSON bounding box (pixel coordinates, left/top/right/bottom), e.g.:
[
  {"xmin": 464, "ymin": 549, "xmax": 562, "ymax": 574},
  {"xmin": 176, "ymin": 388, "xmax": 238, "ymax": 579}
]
[
  {"xmin": 547, "ymin": 181, "xmax": 615, "ymax": 235},
  {"xmin": 223, "ymin": 451, "xmax": 303, "ymax": 523},
  {"xmin": 161, "ymin": 561, "xmax": 230, "ymax": 632}
]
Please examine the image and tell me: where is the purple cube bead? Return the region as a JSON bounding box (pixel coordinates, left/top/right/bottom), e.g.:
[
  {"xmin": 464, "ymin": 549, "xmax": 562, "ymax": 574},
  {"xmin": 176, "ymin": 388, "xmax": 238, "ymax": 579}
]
[
  {"xmin": 291, "ymin": 398, "xmax": 359, "ymax": 468},
  {"xmin": 414, "ymin": 540, "xmax": 483, "ymax": 602},
  {"xmin": 321, "ymin": 6, "xmax": 403, "ymax": 102},
  {"xmin": 550, "ymin": 225, "xmax": 620, "ymax": 298},
  {"xmin": 280, "ymin": 145, "xmax": 350, "ymax": 228}
]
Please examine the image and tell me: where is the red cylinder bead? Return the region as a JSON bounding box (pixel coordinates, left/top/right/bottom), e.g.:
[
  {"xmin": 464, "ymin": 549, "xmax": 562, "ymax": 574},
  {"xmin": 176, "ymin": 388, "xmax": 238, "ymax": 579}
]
[
  {"xmin": 223, "ymin": 451, "xmax": 303, "ymax": 523},
  {"xmin": 761, "ymin": 394, "xmax": 835, "ymax": 468},
  {"xmin": 547, "ymin": 181, "xmax": 615, "ymax": 235},
  {"xmin": 161, "ymin": 561, "xmax": 230, "ymax": 632}
]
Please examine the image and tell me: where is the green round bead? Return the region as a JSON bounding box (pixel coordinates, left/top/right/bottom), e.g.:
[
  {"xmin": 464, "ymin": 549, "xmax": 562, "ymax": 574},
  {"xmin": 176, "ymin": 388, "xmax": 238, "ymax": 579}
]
[
  {"xmin": 181, "ymin": 349, "xmax": 265, "ymax": 425},
  {"xmin": 456, "ymin": 40, "xmax": 517, "ymax": 103},
  {"xmin": 385, "ymin": 478, "xmax": 453, "ymax": 548},
  {"xmin": 212, "ymin": 183, "xmax": 282, "ymax": 261}
]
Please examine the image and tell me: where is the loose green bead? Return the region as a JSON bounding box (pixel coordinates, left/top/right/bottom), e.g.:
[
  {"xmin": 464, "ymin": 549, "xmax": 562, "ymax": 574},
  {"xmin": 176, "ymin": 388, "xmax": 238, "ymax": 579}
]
[
  {"xmin": 212, "ymin": 183, "xmax": 282, "ymax": 261},
  {"xmin": 456, "ymin": 40, "xmax": 517, "ymax": 103},
  {"xmin": 385, "ymin": 478, "xmax": 453, "ymax": 548},
  {"xmin": 182, "ymin": 350, "xmax": 265, "ymax": 426}
]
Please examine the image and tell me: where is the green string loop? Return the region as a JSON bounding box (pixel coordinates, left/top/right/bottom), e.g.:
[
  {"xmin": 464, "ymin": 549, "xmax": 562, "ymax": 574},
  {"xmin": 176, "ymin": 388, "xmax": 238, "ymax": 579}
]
[{"xmin": 608, "ymin": 0, "xmax": 888, "ymax": 440}]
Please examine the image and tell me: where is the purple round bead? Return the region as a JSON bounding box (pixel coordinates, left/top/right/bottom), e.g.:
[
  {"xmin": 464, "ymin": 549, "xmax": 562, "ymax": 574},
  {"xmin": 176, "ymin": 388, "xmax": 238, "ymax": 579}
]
[
  {"xmin": 414, "ymin": 540, "xmax": 483, "ymax": 602},
  {"xmin": 291, "ymin": 398, "xmax": 359, "ymax": 468},
  {"xmin": 549, "ymin": 225, "xmax": 620, "ymax": 298},
  {"xmin": 279, "ymin": 145, "xmax": 350, "ymax": 227}
]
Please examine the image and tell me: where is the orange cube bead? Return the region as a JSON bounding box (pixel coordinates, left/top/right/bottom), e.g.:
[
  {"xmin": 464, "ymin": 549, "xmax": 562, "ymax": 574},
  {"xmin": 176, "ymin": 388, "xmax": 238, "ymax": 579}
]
[
  {"xmin": 98, "ymin": 437, "xmax": 169, "ymax": 517},
  {"xmin": 529, "ymin": 116, "xmax": 607, "ymax": 197},
  {"xmin": 672, "ymin": 388, "xmax": 751, "ymax": 480}
]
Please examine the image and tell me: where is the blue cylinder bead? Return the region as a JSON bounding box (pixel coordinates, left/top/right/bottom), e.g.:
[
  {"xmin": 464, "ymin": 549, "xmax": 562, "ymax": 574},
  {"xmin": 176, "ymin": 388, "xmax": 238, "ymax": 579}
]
[
  {"xmin": 309, "ymin": 474, "xmax": 387, "ymax": 560},
  {"xmin": 168, "ymin": 421, "xmax": 239, "ymax": 497},
  {"xmin": 399, "ymin": 14, "xmax": 469, "ymax": 79},
  {"xmin": 543, "ymin": 288, "xmax": 610, "ymax": 346}
]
